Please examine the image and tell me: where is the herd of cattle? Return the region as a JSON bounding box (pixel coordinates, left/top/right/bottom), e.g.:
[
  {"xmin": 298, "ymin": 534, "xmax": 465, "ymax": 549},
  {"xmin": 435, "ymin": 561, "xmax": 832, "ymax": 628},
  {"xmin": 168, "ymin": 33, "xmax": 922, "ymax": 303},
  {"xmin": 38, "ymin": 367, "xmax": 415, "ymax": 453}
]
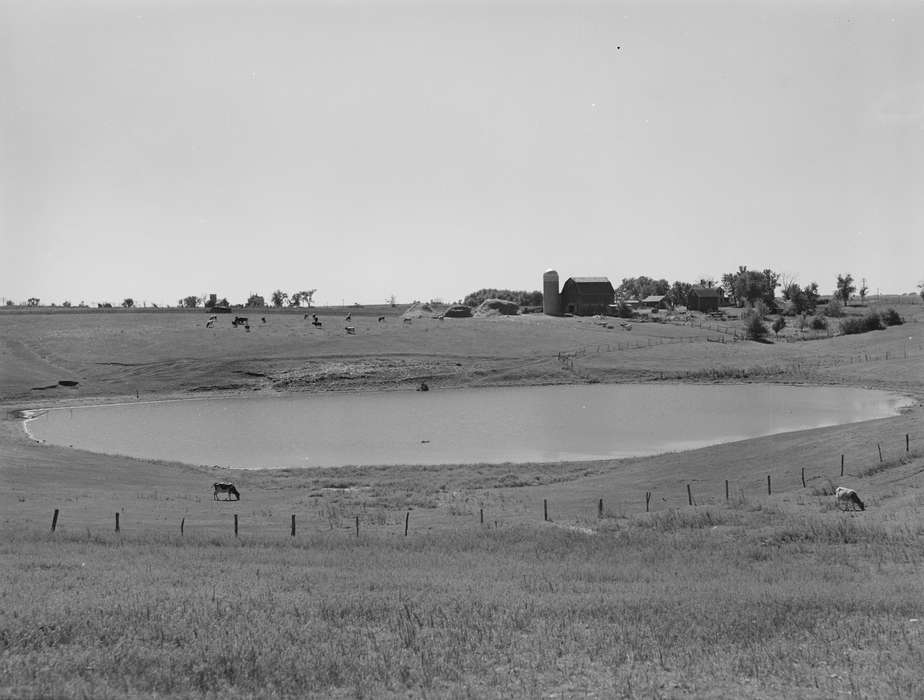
[{"xmin": 203, "ymin": 312, "xmax": 393, "ymax": 335}]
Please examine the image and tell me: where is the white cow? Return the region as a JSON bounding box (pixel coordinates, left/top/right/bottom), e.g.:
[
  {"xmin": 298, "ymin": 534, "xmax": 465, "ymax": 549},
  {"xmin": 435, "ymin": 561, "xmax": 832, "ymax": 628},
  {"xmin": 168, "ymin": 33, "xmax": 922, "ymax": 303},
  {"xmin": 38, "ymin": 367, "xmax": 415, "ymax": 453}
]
[
  {"xmin": 213, "ymin": 482, "xmax": 241, "ymax": 501},
  {"xmin": 835, "ymin": 486, "xmax": 865, "ymax": 511}
]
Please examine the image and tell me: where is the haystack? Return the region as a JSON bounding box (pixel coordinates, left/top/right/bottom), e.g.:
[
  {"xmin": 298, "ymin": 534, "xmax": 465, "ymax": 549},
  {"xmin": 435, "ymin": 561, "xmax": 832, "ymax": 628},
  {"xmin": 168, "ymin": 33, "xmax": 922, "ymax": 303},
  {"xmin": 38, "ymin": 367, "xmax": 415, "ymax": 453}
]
[
  {"xmin": 442, "ymin": 305, "xmax": 473, "ymax": 318},
  {"xmin": 401, "ymin": 302, "xmax": 434, "ymax": 319},
  {"xmin": 473, "ymin": 298, "xmax": 520, "ymax": 317}
]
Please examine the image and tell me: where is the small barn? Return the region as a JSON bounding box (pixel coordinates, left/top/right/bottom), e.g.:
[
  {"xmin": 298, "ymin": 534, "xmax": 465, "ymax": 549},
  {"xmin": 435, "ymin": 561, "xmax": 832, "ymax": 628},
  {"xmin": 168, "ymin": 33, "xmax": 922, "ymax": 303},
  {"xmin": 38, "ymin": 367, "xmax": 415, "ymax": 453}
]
[
  {"xmin": 687, "ymin": 287, "xmax": 723, "ymax": 312},
  {"xmin": 559, "ymin": 277, "xmax": 614, "ymax": 316},
  {"xmin": 640, "ymin": 295, "xmax": 670, "ymax": 310}
]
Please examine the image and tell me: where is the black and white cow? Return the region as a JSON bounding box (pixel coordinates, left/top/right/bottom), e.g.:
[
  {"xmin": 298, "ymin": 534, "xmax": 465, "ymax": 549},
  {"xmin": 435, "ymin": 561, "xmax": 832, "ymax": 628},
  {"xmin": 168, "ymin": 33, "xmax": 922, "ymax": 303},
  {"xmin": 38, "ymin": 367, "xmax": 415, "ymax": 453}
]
[
  {"xmin": 835, "ymin": 486, "xmax": 865, "ymax": 511},
  {"xmin": 213, "ymin": 482, "xmax": 241, "ymax": 501}
]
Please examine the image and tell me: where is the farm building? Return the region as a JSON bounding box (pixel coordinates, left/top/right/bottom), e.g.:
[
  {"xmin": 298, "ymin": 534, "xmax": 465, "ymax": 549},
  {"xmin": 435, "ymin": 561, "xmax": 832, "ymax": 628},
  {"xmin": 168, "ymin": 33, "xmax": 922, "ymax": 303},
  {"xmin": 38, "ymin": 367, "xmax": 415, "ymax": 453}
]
[
  {"xmin": 687, "ymin": 287, "xmax": 723, "ymax": 312},
  {"xmin": 559, "ymin": 277, "xmax": 615, "ymax": 316},
  {"xmin": 640, "ymin": 295, "xmax": 670, "ymax": 310}
]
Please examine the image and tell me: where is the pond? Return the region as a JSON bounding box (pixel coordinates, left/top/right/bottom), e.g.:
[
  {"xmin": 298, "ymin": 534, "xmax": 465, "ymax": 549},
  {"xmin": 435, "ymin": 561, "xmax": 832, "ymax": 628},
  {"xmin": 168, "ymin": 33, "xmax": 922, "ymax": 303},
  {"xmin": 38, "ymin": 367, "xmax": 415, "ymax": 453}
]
[{"xmin": 24, "ymin": 384, "xmax": 911, "ymax": 469}]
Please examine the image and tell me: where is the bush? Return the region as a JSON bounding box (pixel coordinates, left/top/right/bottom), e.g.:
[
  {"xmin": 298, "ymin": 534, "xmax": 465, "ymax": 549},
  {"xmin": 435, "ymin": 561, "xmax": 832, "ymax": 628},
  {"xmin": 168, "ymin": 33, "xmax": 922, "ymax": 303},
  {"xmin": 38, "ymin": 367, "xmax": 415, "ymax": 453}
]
[
  {"xmin": 840, "ymin": 311, "xmax": 884, "ymax": 335},
  {"xmin": 743, "ymin": 311, "xmax": 768, "ymax": 340},
  {"xmin": 880, "ymin": 308, "xmax": 903, "ymax": 326},
  {"xmin": 810, "ymin": 316, "xmax": 828, "ymax": 331},
  {"xmin": 771, "ymin": 316, "xmax": 786, "ymax": 336},
  {"xmin": 823, "ymin": 299, "xmax": 844, "ymax": 317}
]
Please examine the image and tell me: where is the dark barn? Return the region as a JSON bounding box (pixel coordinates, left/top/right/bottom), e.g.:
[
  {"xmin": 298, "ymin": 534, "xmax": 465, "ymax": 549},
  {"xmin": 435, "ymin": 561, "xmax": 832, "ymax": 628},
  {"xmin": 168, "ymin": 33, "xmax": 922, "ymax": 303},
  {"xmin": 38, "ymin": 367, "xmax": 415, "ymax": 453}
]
[
  {"xmin": 559, "ymin": 277, "xmax": 614, "ymax": 316},
  {"xmin": 687, "ymin": 286, "xmax": 723, "ymax": 312}
]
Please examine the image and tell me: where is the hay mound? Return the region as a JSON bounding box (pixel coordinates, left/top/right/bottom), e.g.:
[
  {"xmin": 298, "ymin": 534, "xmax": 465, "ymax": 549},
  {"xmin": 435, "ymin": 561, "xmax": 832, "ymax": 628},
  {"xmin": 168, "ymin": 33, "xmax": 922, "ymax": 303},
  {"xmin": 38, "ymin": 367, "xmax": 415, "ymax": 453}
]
[
  {"xmin": 473, "ymin": 298, "xmax": 520, "ymax": 317},
  {"xmin": 442, "ymin": 305, "xmax": 472, "ymax": 318},
  {"xmin": 401, "ymin": 302, "xmax": 434, "ymax": 319}
]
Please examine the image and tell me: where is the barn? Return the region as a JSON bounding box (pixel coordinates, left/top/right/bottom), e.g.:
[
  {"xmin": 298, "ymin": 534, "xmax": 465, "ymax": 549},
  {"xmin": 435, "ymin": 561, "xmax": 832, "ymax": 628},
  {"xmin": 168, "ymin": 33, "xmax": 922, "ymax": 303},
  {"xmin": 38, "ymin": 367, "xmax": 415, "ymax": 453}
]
[
  {"xmin": 559, "ymin": 277, "xmax": 615, "ymax": 316},
  {"xmin": 687, "ymin": 287, "xmax": 723, "ymax": 312}
]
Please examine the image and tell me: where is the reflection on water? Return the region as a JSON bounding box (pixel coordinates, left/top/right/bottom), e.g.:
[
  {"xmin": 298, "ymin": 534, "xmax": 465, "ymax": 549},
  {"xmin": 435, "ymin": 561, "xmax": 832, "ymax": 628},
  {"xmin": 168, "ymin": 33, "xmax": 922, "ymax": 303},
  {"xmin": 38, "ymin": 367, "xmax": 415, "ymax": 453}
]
[{"xmin": 25, "ymin": 384, "xmax": 911, "ymax": 469}]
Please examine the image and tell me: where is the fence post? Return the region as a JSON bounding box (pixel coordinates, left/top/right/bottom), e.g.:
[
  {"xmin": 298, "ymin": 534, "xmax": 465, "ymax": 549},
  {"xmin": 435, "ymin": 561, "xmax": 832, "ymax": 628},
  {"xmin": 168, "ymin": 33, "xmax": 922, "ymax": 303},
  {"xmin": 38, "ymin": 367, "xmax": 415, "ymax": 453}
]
[
  {"xmin": 480, "ymin": 508, "xmax": 484, "ymax": 525},
  {"xmin": 645, "ymin": 491, "xmax": 651, "ymax": 512},
  {"xmin": 725, "ymin": 480, "xmax": 729, "ymax": 501},
  {"xmin": 404, "ymin": 511, "xmax": 409, "ymax": 536},
  {"xmin": 543, "ymin": 499, "xmax": 549, "ymax": 522},
  {"xmin": 878, "ymin": 443, "xmax": 883, "ymax": 462},
  {"xmin": 840, "ymin": 454, "xmax": 844, "ymax": 477},
  {"xmin": 180, "ymin": 517, "xmax": 185, "ymax": 536},
  {"xmin": 598, "ymin": 498, "xmax": 603, "ymax": 519},
  {"xmin": 291, "ymin": 514, "xmax": 296, "ymax": 537},
  {"xmin": 355, "ymin": 515, "xmax": 359, "ymax": 537},
  {"xmin": 51, "ymin": 508, "xmax": 59, "ymax": 532},
  {"xmin": 115, "ymin": 512, "xmax": 120, "ymax": 532},
  {"xmin": 767, "ymin": 475, "xmax": 771, "ymax": 496},
  {"xmin": 907, "ymin": 434, "xmax": 910, "ymax": 452},
  {"xmin": 687, "ymin": 484, "xmax": 693, "ymax": 506},
  {"xmin": 234, "ymin": 514, "xmax": 238, "ymax": 537},
  {"xmin": 801, "ymin": 467, "xmax": 805, "ymax": 488}
]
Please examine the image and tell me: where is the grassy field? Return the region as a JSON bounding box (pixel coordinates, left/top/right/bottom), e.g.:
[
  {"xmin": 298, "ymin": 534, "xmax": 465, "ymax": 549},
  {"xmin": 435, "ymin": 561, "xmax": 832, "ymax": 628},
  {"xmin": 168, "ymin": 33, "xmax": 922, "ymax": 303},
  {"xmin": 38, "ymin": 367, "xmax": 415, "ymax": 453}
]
[{"xmin": 2, "ymin": 303, "xmax": 924, "ymax": 698}]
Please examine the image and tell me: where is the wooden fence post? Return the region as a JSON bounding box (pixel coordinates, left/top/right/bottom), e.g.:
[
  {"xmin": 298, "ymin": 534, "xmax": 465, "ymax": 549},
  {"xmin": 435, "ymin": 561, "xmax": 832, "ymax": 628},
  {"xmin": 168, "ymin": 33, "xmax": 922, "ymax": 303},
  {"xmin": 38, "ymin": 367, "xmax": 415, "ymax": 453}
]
[
  {"xmin": 51, "ymin": 508, "xmax": 59, "ymax": 532},
  {"xmin": 801, "ymin": 467, "xmax": 805, "ymax": 488},
  {"xmin": 480, "ymin": 508, "xmax": 484, "ymax": 524},
  {"xmin": 878, "ymin": 443, "xmax": 883, "ymax": 462},
  {"xmin": 767, "ymin": 475, "xmax": 771, "ymax": 496},
  {"xmin": 645, "ymin": 491, "xmax": 651, "ymax": 512},
  {"xmin": 291, "ymin": 514, "xmax": 296, "ymax": 537},
  {"xmin": 233, "ymin": 514, "xmax": 238, "ymax": 537},
  {"xmin": 598, "ymin": 498, "xmax": 603, "ymax": 519},
  {"xmin": 115, "ymin": 512, "xmax": 120, "ymax": 532},
  {"xmin": 355, "ymin": 515, "xmax": 359, "ymax": 537},
  {"xmin": 180, "ymin": 517, "xmax": 185, "ymax": 536},
  {"xmin": 404, "ymin": 511, "xmax": 409, "ymax": 536},
  {"xmin": 725, "ymin": 480, "xmax": 729, "ymax": 501},
  {"xmin": 907, "ymin": 434, "xmax": 910, "ymax": 452},
  {"xmin": 544, "ymin": 499, "xmax": 548, "ymax": 522},
  {"xmin": 687, "ymin": 484, "xmax": 693, "ymax": 506},
  {"xmin": 840, "ymin": 454, "xmax": 844, "ymax": 477}
]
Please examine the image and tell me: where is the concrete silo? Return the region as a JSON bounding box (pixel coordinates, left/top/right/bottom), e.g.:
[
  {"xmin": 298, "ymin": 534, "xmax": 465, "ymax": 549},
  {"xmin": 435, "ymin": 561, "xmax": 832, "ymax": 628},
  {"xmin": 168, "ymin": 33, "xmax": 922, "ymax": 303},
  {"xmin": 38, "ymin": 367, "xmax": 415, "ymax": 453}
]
[{"xmin": 542, "ymin": 269, "xmax": 561, "ymax": 316}]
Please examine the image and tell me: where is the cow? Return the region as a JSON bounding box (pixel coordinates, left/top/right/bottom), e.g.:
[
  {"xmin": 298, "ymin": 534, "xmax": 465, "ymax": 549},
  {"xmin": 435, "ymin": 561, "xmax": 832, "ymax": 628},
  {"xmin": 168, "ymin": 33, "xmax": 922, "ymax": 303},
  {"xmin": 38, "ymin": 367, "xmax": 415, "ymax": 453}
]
[
  {"xmin": 345, "ymin": 313, "xmax": 352, "ymax": 322},
  {"xmin": 345, "ymin": 326, "xmax": 356, "ymax": 335},
  {"xmin": 312, "ymin": 320, "xmax": 322, "ymax": 328},
  {"xmin": 378, "ymin": 316, "xmax": 386, "ymax": 322},
  {"xmin": 835, "ymin": 486, "xmax": 865, "ymax": 511},
  {"xmin": 403, "ymin": 318, "xmax": 412, "ymax": 324},
  {"xmin": 206, "ymin": 319, "xmax": 215, "ymax": 328},
  {"xmin": 232, "ymin": 316, "xmax": 248, "ymax": 328},
  {"xmin": 213, "ymin": 482, "xmax": 241, "ymax": 501}
]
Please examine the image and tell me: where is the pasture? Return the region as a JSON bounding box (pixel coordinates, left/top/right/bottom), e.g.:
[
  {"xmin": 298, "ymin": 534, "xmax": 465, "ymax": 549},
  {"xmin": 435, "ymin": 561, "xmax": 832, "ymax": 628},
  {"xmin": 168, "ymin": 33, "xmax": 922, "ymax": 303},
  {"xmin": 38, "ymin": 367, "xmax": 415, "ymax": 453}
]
[{"xmin": 2, "ymin": 303, "xmax": 924, "ymax": 698}]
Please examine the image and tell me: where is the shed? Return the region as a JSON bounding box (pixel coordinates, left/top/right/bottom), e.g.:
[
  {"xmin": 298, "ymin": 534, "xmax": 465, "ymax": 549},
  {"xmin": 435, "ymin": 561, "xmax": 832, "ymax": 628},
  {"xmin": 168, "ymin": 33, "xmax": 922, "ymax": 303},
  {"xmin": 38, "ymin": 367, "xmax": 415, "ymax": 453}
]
[
  {"xmin": 640, "ymin": 295, "xmax": 670, "ymax": 310},
  {"xmin": 687, "ymin": 287, "xmax": 723, "ymax": 312},
  {"xmin": 559, "ymin": 277, "xmax": 615, "ymax": 316}
]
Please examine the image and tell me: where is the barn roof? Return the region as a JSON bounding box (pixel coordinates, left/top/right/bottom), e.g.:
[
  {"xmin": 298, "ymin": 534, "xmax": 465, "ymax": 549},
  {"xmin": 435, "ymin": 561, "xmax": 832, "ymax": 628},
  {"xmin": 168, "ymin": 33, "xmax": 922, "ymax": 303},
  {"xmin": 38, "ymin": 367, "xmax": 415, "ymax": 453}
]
[
  {"xmin": 641, "ymin": 295, "xmax": 667, "ymax": 303},
  {"xmin": 568, "ymin": 277, "xmax": 612, "ymax": 285},
  {"xmin": 690, "ymin": 286, "xmax": 722, "ymax": 297}
]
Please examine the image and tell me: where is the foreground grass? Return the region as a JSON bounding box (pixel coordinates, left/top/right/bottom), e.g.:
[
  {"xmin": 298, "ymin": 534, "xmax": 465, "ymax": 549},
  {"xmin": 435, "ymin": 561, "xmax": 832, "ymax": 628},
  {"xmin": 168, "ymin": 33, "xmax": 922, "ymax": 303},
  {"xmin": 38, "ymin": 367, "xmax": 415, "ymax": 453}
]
[{"xmin": 3, "ymin": 507, "xmax": 924, "ymax": 699}]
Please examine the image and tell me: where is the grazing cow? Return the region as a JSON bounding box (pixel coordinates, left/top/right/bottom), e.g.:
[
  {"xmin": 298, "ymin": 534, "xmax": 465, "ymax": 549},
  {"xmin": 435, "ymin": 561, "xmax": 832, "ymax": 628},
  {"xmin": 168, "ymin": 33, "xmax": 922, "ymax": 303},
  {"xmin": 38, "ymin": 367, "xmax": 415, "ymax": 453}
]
[
  {"xmin": 213, "ymin": 482, "xmax": 241, "ymax": 501},
  {"xmin": 345, "ymin": 313, "xmax": 352, "ymax": 322},
  {"xmin": 835, "ymin": 486, "xmax": 865, "ymax": 511},
  {"xmin": 417, "ymin": 381, "xmax": 429, "ymax": 392},
  {"xmin": 345, "ymin": 326, "xmax": 356, "ymax": 334},
  {"xmin": 312, "ymin": 320, "xmax": 322, "ymax": 328},
  {"xmin": 232, "ymin": 316, "xmax": 248, "ymax": 328},
  {"xmin": 403, "ymin": 318, "xmax": 412, "ymax": 324},
  {"xmin": 378, "ymin": 316, "xmax": 386, "ymax": 322},
  {"xmin": 261, "ymin": 317, "xmax": 266, "ymax": 323},
  {"xmin": 206, "ymin": 319, "xmax": 215, "ymax": 328}
]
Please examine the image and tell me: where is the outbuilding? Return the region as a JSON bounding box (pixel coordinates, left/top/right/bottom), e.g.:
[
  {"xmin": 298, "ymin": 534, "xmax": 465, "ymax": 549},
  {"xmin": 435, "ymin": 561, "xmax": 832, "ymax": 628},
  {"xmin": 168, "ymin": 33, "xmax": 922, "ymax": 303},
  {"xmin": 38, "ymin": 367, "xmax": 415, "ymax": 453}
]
[
  {"xmin": 559, "ymin": 277, "xmax": 615, "ymax": 316},
  {"xmin": 687, "ymin": 287, "xmax": 723, "ymax": 312},
  {"xmin": 640, "ymin": 295, "xmax": 670, "ymax": 310}
]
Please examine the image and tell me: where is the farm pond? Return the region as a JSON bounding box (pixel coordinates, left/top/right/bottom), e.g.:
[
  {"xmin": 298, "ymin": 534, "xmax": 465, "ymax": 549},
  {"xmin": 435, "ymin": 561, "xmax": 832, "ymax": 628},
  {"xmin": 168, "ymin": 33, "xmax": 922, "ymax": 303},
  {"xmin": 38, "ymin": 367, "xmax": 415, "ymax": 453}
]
[{"xmin": 25, "ymin": 384, "xmax": 912, "ymax": 469}]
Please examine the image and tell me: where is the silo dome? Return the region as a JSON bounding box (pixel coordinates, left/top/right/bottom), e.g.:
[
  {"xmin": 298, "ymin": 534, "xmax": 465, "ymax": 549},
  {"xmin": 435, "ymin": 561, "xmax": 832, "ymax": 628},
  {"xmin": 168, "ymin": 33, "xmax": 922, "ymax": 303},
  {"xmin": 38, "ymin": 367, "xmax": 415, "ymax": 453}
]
[{"xmin": 542, "ymin": 269, "xmax": 561, "ymax": 316}]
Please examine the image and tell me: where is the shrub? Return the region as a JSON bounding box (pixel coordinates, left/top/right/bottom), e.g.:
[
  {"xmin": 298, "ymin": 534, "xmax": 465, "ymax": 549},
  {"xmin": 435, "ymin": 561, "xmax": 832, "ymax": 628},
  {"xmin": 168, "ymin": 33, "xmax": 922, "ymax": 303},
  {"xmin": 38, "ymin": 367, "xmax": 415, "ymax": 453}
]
[
  {"xmin": 771, "ymin": 316, "xmax": 786, "ymax": 336},
  {"xmin": 823, "ymin": 299, "xmax": 844, "ymax": 317},
  {"xmin": 840, "ymin": 311, "xmax": 884, "ymax": 335},
  {"xmin": 810, "ymin": 316, "xmax": 828, "ymax": 331},
  {"xmin": 880, "ymin": 308, "xmax": 903, "ymax": 326},
  {"xmin": 743, "ymin": 311, "xmax": 768, "ymax": 340}
]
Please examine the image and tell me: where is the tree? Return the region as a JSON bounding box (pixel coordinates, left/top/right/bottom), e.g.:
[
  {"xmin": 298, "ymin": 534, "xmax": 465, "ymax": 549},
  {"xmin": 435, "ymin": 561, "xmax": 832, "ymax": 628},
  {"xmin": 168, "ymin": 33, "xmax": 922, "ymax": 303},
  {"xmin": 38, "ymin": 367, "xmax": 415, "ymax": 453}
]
[
  {"xmin": 772, "ymin": 316, "xmax": 786, "ymax": 337},
  {"xmin": 667, "ymin": 281, "xmax": 692, "ymax": 308},
  {"xmin": 246, "ymin": 294, "xmax": 266, "ymax": 307},
  {"xmin": 180, "ymin": 296, "xmax": 199, "ymax": 308},
  {"xmin": 122, "ymin": 298, "xmax": 134, "ymax": 308},
  {"xmin": 27, "ymin": 297, "xmax": 40, "ymax": 306},
  {"xmin": 62, "ymin": 300, "xmax": 72, "ymax": 307},
  {"xmin": 271, "ymin": 290, "xmax": 288, "ymax": 308},
  {"xmin": 859, "ymin": 278, "xmax": 868, "ymax": 304},
  {"xmin": 721, "ymin": 267, "xmax": 780, "ymax": 310},
  {"xmin": 743, "ymin": 310, "xmax": 768, "ymax": 340},
  {"xmin": 835, "ymin": 274, "xmax": 855, "ymax": 305}
]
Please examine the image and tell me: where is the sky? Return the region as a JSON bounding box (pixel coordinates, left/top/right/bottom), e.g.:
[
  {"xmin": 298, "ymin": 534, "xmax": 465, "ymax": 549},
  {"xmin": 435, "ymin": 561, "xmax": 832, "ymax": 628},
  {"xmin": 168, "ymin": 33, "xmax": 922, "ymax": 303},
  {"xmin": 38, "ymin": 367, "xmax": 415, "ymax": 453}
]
[{"xmin": 1, "ymin": 0, "xmax": 922, "ymax": 307}]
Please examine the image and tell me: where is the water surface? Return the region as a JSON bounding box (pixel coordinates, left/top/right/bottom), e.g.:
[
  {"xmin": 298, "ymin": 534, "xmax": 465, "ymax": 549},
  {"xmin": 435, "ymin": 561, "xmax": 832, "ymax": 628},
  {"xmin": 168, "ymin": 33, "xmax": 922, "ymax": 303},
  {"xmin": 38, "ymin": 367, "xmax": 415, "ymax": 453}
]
[{"xmin": 25, "ymin": 384, "xmax": 910, "ymax": 469}]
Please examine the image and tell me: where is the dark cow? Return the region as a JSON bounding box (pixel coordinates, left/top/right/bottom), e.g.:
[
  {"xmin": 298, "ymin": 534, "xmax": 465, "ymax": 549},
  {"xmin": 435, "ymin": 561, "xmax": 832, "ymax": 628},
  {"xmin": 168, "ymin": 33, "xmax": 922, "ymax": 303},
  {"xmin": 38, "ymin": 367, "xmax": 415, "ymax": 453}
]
[
  {"xmin": 345, "ymin": 326, "xmax": 356, "ymax": 335},
  {"xmin": 232, "ymin": 316, "xmax": 248, "ymax": 328},
  {"xmin": 213, "ymin": 482, "xmax": 241, "ymax": 501},
  {"xmin": 378, "ymin": 316, "xmax": 386, "ymax": 322}
]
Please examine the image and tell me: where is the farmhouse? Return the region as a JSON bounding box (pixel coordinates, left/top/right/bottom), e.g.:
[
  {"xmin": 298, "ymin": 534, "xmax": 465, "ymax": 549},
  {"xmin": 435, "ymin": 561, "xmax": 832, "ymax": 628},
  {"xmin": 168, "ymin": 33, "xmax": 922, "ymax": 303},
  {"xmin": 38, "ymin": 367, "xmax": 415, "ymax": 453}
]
[
  {"xmin": 559, "ymin": 277, "xmax": 615, "ymax": 316},
  {"xmin": 687, "ymin": 287, "xmax": 723, "ymax": 313}
]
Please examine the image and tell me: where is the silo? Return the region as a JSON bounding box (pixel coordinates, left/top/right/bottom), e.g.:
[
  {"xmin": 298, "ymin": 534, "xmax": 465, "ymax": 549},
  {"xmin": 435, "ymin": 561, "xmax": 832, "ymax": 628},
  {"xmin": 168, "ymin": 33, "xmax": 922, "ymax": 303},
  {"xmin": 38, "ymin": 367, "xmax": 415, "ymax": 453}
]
[{"xmin": 542, "ymin": 269, "xmax": 561, "ymax": 316}]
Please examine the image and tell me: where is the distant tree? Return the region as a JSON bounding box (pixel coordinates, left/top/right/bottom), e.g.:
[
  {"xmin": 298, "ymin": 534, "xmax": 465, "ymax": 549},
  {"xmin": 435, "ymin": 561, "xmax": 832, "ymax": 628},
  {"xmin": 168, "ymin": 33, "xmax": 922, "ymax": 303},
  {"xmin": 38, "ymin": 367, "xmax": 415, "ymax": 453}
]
[
  {"xmin": 918, "ymin": 279, "xmax": 924, "ymax": 301},
  {"xmin": 781, "ymin": 282, "xmax": 819, "ymax": 315},
  {"xmin": 743, "ymin": 310, "xmax": 768, "ymax": 340},
  {"xmin": 721, "ymin": 267, "xmax": 779, "ymax": 310},
  {"xmin": 615, "ymin": 276, "xmax": 669, "ymax": 301},
  {"xmin": 835, "ymin": 273, "xmax": 855, "ymax": 305},
  {"xmin": 271, "ymin": 290, "xmax": 288, "ymax": 308},
  {"xmin": 122, "ymin": 298, "xmax": 134, "ymax": 308},
  {"xmin": 62, "ymin": 300, "xmax": 72, "ymax": 308},
  {"xmin": 859, "ymin": 278, "xmax": 868, "ymax": 304},
  {"xmin": 180, "ymin": 296, "xmax": 199, "ymax": 308},
  {"xmin": 300, "ymin": 290, "xmax": 317, "ymax": 308},
  {"xmin": 387, "ymin": 294, "xmax": 397, "ymax": 307},
  {"xmin": 246, "ymin": 293, "xmax": 266, "ymax": 308},
  {"xmin": 27, "ymin": 297, "xmax": 40, "ymax": 306},
  {"xmin": 5, "ymin": 300, "xmax": 13, "ymax": 306},
  {"xmin": 463, "ymin": 288, "xmax": 542, "ymax": 307},
  {"xmin": 667, "ymin": 281, "xmax": 692, "ymax": 307},
  {"xmin": 772, "ymin": 316, "xmax": 786, "ymax": 337}
]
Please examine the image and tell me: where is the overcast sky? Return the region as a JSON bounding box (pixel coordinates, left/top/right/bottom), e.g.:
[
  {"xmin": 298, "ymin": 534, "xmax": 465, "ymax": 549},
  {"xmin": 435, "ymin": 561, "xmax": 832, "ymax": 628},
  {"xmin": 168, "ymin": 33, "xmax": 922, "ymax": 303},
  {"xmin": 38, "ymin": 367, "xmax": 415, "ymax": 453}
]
[{"xmin": 1, "ymin": 0, "xmax": 921, "ymax": 307}]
